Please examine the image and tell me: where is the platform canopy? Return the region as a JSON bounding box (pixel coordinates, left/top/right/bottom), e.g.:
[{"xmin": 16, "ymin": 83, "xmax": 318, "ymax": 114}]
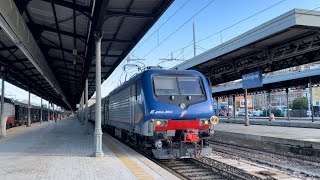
[
  {"xmin": 212, "ymin": 68, "xmax": 320, "ymax": 97},
  {"xmin": 175, "ymin": 9, "xmax": 320, "ymax": 87},
  {"xmin": 0, "ymin": 0, "xmax": 172, "ymax": 109}
]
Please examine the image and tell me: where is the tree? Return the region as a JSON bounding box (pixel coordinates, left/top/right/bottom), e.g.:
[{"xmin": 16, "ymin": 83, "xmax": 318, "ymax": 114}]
[{"xmin": 292, "ymin": 97, "xmax": 308, "ymax": 110}]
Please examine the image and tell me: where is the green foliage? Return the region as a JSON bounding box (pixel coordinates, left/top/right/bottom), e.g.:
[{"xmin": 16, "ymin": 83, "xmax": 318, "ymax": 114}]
[
  {"xmin": 254, "ymin": 105, "xmax": 262, "ymax": 110},
  {"xmin": 289, "ymin": 103, "xmax": 293, "ymax": 109},
  {"xmin": 292, "ymin": 97, "xmax": 308, "ymax": 110}
]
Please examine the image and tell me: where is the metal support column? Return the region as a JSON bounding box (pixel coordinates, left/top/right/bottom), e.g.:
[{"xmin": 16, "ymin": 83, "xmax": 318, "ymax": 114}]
[
  {"xmin": 81, "ymin": 91, "xmax": 84, "ymax": 125},
  {"xmin": 47, "ymin": 100, "xmax": 50, "ymax": 121},
  {"xmin": 85, "ymin": 79, "xmax": 89, "ymax": 134},
  {"xmin": 244, "ymin": 89, "xmax": 249, "ymax": 126},
  {"xmin": 93, "ymin": 31, "xmax": 104, "ymax": 157},
  {"xmin": 27, "ymin": 90, "xmax": 31, "ymax": 127},
  {"xmin": 227, "ymin": 96, "xmax": 230, "ymax": 119},
  {"xmin": 310, "ymin": 78, "xmax": 314, "ymax": 122},
  {"xmin": 286, "ymin": 88, "xmax": 290, "ymax": 121},
  {"xmin": 268, "ymin": 90, "xmax": 271, "ymax": 119},
  {"xmin": 0, "ymin": 67, "xmax": 6, "ymax": 138},
  {"xmin": 216, "ymin": 97, "xmax": 219, "ymax": 117},
  {"xmin": 53, "ymin": 103, "xmax": 55, "ymax": 122},
  {"xmin": 233, "ymin": 95, "xmax": 236, "ymax": 119},
  {"xmin": 40, "ymin": 98, "xmax": 43, "ymax": 123}
]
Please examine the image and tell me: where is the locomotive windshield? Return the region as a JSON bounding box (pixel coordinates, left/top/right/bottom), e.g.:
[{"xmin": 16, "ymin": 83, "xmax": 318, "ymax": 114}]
[{"xmin": 153, "ymin": 75, "xmax": 204, "ymax": 96}]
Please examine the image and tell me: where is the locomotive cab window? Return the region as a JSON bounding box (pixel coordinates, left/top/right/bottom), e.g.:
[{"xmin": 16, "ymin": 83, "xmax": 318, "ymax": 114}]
[
  {"xmin": 153, "ymin": 75, "xmax": 204, "ymax": 96},
  {"xmin": 177, "ymin": 77, "xmax": 203, "ymax": 95},
  {"xmin": 153, "ymin": 76, "xmax": 179, "ymax": 95}
]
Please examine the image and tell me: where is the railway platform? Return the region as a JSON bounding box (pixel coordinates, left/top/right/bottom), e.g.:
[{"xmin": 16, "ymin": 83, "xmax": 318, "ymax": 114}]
[
  {"xmin": 219, "ymin": 117, "xmax": 320, "ymax": 129},
  {"xmin": 214, "ymin": 123, "xmax": 320, "ymax": 150},
  {"xmin": 0, "ymin": 117, "xmax": 178, "ymax": 180}
]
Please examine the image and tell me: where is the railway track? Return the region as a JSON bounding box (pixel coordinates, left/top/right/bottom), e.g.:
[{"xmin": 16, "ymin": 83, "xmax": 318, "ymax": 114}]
[
  {"xmin": 101, "ymin": 127, "xmax": 261, "ymax": 179},
  {"xmin": 159, "ymin": 159, "xmax": 229, "ymax": 180},
  {"xmin": 158, "ymin": 158, "xmax": 258, "ymax": 180},
  {"xmin": 210, "ymin": 140, "xmax": 320, "ymax": 178}
]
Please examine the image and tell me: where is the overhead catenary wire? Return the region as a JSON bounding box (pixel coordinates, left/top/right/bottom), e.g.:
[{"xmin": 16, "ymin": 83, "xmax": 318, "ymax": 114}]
[
  {"xmin": 133, "ymin": 0, "xmax": 191, "ymax": 52},
  {"xmin": 161, "ymin": 0, "xmax": 288, "ymax": 64},
  {"xmin": 102, "ymin": 1, "xmax": 315, "ymax": 98},
  {"xmin": 142, "ymin": 0, "xmax": 217, "ymax": 58},
  {"xmin": 197, "ymin": 0, "xmax": 288, "ymax": 43},
  {"xmin": 174, "ymin": 6, "xmax": 320, "ymax": 72},
  {"xmin": 198, "ymin": 6, "xmax": 320, "ymax": 58}
]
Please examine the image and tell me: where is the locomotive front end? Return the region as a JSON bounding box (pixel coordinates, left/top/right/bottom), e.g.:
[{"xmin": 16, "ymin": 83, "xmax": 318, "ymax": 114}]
[{"xmin": 145, "ymin": 70, "xmax": 218, "ymax": 159}]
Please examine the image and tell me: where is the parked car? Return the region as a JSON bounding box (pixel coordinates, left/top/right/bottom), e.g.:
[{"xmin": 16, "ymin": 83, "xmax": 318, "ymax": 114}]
[
  {"xmin": 218, "ymin": 111, "xmax": 227, "ymax": 116},
  {"xmin": 237, "ymin": 111, "xmax": 245, "ymax": 116},
  {"xmin": 253, "ymin": 110, "xmax": 262, "ymax": 117}
]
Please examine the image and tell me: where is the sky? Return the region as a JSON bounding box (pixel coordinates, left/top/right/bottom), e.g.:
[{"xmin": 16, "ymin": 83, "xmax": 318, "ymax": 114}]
[
  {"xmin": 2, "ymin": 0, "xmax": 320, "ymax": 107},
  {"xmin": 99, "ymin": 0, "xmax": 320, "ymax": 97}
]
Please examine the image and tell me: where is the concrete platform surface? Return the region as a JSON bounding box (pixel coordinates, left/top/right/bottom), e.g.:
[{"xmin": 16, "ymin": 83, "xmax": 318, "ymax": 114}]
[
  {"xmin": 219, "ymin": 118, "xmax": 320, "ymax": 129},
  {"xmin": 214, "ymin": 123, "xmax": 320, "ymax": 150},
  {"xmin": 0, "ymin": 117, "xmax": 177, "ymax": 180}
]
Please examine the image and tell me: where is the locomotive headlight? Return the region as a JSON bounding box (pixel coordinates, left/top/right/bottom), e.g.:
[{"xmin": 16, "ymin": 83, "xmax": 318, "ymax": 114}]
[
  {"xmin": 200, "ymin": 119, "xmax": 209, "ymax": 125},
  {"xmin": 210, "ymin": 116, "xmax": 219, "ymax": 125},
  {"xmin": 155, "ymin": 119, "xmax": 168, "ymax": 126},
  {"xmin": 156, "ymin": 120, "xmax": 161, "ymax": 126}
]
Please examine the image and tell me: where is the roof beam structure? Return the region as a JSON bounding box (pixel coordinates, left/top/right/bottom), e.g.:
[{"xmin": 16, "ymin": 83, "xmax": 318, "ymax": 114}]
[
  {"xmin": 95, "ymin": 0, "xmax": 173, "ymax": 91},
  {"xmin": 37, "ymin": 23, "xmax": 87, "ymax": 39},
  {"xmin": 0, "ymin": 46, "xmax": 18, "ymax": 51},
  {"xmin": 14, "ymin": 0, "xmax": 31, "ymax": 14},
  {"xmin": 106, "ymin": 10, "xmax": 155, "ymax": 18},
  {"xmin": 0, "ymin": 0, "xmax": 72, "ymax": 109},
  {"xmin": 0, "ymin": 0, "xmax": 173, "ymax": 109},
  {"xmin": 40, "ymin": 0, "xmax": 91, "ymax": 14}
]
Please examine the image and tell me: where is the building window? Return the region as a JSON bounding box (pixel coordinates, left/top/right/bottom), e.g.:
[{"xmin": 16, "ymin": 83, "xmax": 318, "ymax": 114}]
[{"xmin": 316, "ymin": 101, "xmax": 320, "ymax": 106}]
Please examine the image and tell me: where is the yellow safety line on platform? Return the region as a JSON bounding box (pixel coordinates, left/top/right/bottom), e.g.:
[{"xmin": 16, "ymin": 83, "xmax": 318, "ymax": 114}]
[{"xmin": 103, "ymin": 138, "xmax": 154, "ymax": 180}]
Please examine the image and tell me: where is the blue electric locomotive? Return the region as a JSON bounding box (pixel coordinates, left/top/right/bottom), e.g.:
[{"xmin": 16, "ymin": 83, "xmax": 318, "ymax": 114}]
[{"xmin": 89, "ymin": 69, "xmax": 219, "ymax": 159}]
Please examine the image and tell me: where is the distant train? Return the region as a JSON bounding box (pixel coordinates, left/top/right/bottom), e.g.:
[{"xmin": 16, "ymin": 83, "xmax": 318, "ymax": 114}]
[
  {"xmin": 88, "ymin": 69, "xmax": 218, "ymax": 159},
  {"xmin": 1, "ymin": 96, "xmax": 51, "ymax": 129}
]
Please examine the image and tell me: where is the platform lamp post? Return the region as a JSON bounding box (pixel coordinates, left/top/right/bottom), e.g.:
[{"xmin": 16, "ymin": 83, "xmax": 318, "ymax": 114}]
[
  {"xmin": 47, "ymin": 99, "xmax": 50, "ymax": 121},
  {"xmin": 52, "ymin": 103, "xmax": 55, "ymax": 121},
  {"xmin": 0, "ymin": 66, "xmax": 6, "ymax": 138},
  {"xmin": 27, "ymin": 89, "xmax": 31, "ymax": 127},
  {"xmin": 268, "ymin": 90, "xmax": 272, "ymax": 119},
  {"xmin": 40, "ymin": 98, "xmax": 43, "ymax": 123},
  {"xmin": 92, "ymin": 31, "xmax": 104, "ymax": 157},
  {"xmin": 81, "ymin": 91, "xmax": 84, "ymax": 125},
  {"xmin": 286, "ymin": 88, "xmax": 290, "ymax": 121},
  {"xmin": 233, "ymin": 94, "xmax": 236, "ymax": 119},
  {"xmin": 85, "ymin": 79, "xmax": 89, "ymax": 134},
  {"xmin": 244, "ymin": 89, "xmax": 249, "ymax": 126},
  {"xmin": 310, "ymin": 77, "xmax": 314, "ymax": 123},
  {"xmin": 216, "ymin": 97, "xmax": 219, "ymax": 117}
]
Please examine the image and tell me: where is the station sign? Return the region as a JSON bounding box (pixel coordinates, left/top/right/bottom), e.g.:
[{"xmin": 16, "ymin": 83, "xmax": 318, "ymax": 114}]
[{"xmin": 242, "ymin": 71, "xmax": 263, "ymax": 89}]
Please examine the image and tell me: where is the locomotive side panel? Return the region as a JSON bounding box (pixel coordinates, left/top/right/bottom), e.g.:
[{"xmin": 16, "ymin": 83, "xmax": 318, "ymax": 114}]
[{"xmin": 108, "ymin": 86, "xmax": 131, "ymax": 131}]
